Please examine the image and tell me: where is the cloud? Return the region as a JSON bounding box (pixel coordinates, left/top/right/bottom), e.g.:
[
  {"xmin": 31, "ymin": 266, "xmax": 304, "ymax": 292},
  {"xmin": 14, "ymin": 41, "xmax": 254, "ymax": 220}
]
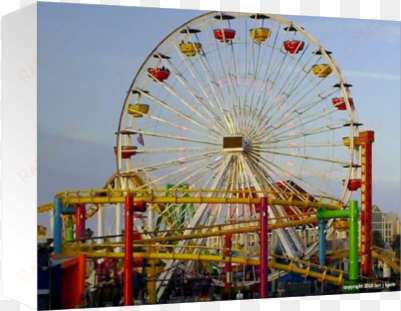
[{"xmin": 342, "ymin": 71, "xmax": 400, "ymax": 81}]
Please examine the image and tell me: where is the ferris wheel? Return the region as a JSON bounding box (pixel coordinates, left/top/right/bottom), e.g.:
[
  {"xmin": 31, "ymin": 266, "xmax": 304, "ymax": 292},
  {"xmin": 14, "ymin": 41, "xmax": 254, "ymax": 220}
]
[{"xmin": 115, "ymin": 11, "xmax": 361, "ymax": 298}]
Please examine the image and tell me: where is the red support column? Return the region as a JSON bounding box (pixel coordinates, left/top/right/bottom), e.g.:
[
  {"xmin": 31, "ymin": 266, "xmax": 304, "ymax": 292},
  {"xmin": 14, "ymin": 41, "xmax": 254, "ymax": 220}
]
[
  {"xmin": 259, "ymin": 196, "xmax": 268, "ymax": 299},
  {"xmin": 75, "ymin": 204, "xmax": 86, "ymax": 240},
  {"xmin": 360, "ymin": 131, "xmax": 374, "ymax": 278},
  {"xmin": 124, "ymin": 194, "xmax": 134, "ymax": 306},
  {"xmin": 225, "ymin": 234, "xmax": 233, "ymax": 292}
]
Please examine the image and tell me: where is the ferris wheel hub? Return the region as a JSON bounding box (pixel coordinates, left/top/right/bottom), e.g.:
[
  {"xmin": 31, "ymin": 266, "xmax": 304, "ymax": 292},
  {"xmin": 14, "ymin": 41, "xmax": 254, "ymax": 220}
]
[{"xmin": 223, "ymin": 136, "xmax": 244, "ymax": 152}]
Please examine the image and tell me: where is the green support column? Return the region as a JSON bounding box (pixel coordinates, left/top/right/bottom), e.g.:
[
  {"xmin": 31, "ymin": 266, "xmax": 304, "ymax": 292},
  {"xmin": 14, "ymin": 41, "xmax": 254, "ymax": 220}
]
[
  {"xmin": 349, "ymin": 200, "xmax": 359, "ymax": 282},
  {"xmin": 65, "ymin": 219, "xmax": 74, "ymax": 241},
  {"xmin": 316, "ymin": 200, "xmax": 360, "ymax": 292}
]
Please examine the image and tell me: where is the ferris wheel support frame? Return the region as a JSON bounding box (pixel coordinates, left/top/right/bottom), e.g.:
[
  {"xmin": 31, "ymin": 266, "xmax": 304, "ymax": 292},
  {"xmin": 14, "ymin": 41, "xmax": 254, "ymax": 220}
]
[
  {"xmin": 155, "ymin": 156, "xmax": 231, "ymax": 300},
  {"xmin": 240, "ymin": 153, "xmax": 301, "ymax": 260},
  {"xmin": 97, "ymin": 205, "xmax": 104, "ymax": 244}
]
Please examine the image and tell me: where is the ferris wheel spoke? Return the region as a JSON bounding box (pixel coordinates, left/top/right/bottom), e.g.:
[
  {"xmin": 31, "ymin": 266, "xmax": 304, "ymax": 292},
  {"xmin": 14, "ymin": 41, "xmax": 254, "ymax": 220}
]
[
  {"xmin": 205, "ymin": 22, "xmax": 237, "ymax": 133},
  {"xmin": 145, "ymin": 110, "xmax": 221, "ymax": 141},
  {"xmin": 122, "ymin": 129, "xmax": 221, "ymax": 146},
  {"xmin": 253, "ymin": 27, "xmax": 296, "ymax": 122},
  {"xmin": 268, "ymin": 89, "xmax": 339, "ymax": 136},
  {"xmin": 159, "ymin": 165, "xmax": 224, "ymax": 231},
  {"xmin": 259, "ymin": 48, "xmax": 315, "ymax": 131},
  {"xmin": 198, "ymin": 34, "xmax": 232, "ymax": 121},
  {"xmin": 168, "ymin": 44, "xmax": 229, "ymax": 134},
  {"xmin": 263, "ymin": 151, "xmax": 345, "ymax": 186},
  {"xmin": 251, "ymin": 153, "xmax": 333, "ymax": 198},
  {"xmin": 246, "ymin": 154, "xmax": 306, "ymax": 199},
  {"xmin": 258, "ymin": 49, "xmax": 324, "ymax": 121},
  {"xmin": 252, "ymin": 20, "xmax": 283, "ymax": 114},
  {"xmin": 265, "ymin": 122, "xmax": 345, "ymax": 143},
  {"xmin": 257, "ymin": 57, "xmax": 325, "ymax": 130},
  {"xmin": 264, "ymin": 105, "xmax": 342, "ymax": 141},
  {"xmin": 147, "ymin": 74, "xmax": 217, "ymax": 129},
  {"xmin": 124, "ymin": 150, "xmax": 221, "ymax": 173},
  {"xmin": 139, "ymin": 155, "xmax": 223, "ymax": 190},
  {"xmin": 261, "ymin": 149, "xmax": 348, "ymax": 166},
  {"xmin": 184, "ymin": 28, "xmax": 237, "ymax": 133},
  {"xmin": 237, "ymin": 156, "xmax": 259, "ymax": 218},
  {"xmin": 183, "ymin": 157, "xmax": 241, "ymax": 263},
  {"xmin": 242, "ymin": 154, "xmax": 278, "ymax": 191},
  {"xmin": 225, "ymin": 17, "xmax": 244, "ymax": 129},
  {"xmin": 158, "ymin": 156, "xmax": 236, "ymax": 283},
  {"xmin": 244, "ymin": 52, "xmax": 289, "ymax": 136},
  {"xmin": 264, "ymin": 116, "xmax": 344, "ymax": 144},
  {"xmin": 134, "ymin": 147, "xmax": 220, "ymax": 154},
  {"xmin": 136, "ymin": 90, "xmax": 221, "ymax": 136},
  {"xmin": 218, "ymin": 14, "xmax": 239, "ymax": 108},
  {"xmin": 261, "ymin": 141, "xmax": 343, "ymax": 149},
  {"xmin": 266, "ymin": 31, "xmax": 311, "ymax": 104},
  {"xmin": 156, "ymin": 163, "xmax": 223, "ymax": 230},
  {"xmin": 269, "ymin": 80, "xmax": 338, "ymax": 129},
  {"xmin": 240, "ymin": 16, "xmax": 259, "ymax": 133},
  {"xmin": 267, "ymin": 65, "xmax": 325, "ymax": 119},
  {"xmin": 164, "ymin": 160, "xmax": 222, "ymax": 191}
]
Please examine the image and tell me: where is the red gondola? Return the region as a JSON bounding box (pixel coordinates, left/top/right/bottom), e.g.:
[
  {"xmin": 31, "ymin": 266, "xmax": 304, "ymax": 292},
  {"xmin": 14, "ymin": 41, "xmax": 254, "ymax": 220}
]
[
  {"xmin": 213, "ymin": 29, "xmax": 236, "ymax": 42},
  {"xmin": 283, "ymin": 41, "xmax": 305, "ymax": 54},
  {"xmin": 114, "ymin": 146, "xmax": 137, "ymax": 159},
  {"xmin": 332, "ymin": 97, "xmax": 354, "ymax": 111},
  {"xmin": 347, "ymin": 179, "xmax": 362, "ymax": 191},
  {"xmin": 147, "ymin": 67, "xmax": 170, "ymax": 82}
]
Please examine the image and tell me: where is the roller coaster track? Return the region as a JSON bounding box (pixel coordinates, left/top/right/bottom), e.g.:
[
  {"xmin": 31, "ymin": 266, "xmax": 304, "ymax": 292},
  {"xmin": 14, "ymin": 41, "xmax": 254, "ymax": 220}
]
[
  {"xmin": 59, "ymin": 248, "xmax": 346, "ymax": 286},
  {"xmin": 329, "ymin": 247, "xmax": 400, "ymax": 273},
  {"xmin": 37, "ymin": 173, "xmax": 121, "ymax": 219}
]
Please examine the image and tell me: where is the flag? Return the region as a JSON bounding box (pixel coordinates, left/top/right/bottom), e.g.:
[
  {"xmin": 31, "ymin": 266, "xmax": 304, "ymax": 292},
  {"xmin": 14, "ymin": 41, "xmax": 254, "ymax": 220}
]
[{"xmin": 137, "ymin": 133, "xmax": 145, "ymax": 146}]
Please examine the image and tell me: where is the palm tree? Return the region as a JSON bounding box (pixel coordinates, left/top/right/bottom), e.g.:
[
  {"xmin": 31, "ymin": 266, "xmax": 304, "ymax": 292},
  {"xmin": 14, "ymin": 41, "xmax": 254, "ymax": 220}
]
[
  {"xmin": 372, "ymin": 230, "xmax": 385, "ymax": 249},
  {"xmin": 391, "ymin": 234, "xmax": 400, "ymax": 259},
  {"xmin": 85, "ymin": 228, "xmax": 94, "ymax": 238},
  {"xmin": 83, "ymin": 228, "xmax": 94, "ymax": 243}
]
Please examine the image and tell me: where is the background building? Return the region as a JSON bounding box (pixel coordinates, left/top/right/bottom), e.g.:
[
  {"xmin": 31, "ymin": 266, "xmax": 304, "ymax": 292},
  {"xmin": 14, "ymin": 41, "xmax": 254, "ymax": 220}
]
[{"xmin": 372, "ymin": 205, "xmax": 401, "ymax": 245}]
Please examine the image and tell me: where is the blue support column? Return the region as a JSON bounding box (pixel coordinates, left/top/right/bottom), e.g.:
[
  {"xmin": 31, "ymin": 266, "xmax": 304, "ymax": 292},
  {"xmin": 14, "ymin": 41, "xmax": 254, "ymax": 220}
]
[
  {"xmin": 318, "ymin": 220, "xmax": 326, "ymax": 266},
  {"xmin": 54, "ymin": 197, "xmax": 63, "ymax": 254}
]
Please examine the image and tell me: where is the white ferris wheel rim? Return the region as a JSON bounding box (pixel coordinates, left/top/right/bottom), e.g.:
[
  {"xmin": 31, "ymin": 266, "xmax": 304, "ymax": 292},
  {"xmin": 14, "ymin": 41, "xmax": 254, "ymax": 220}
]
[
  {"xmin": 113, "ymin": 11, "xmax": 363, "ymax": 297},
  {"xmin": 116, "ymin": 11, "xmax": 359, "ymax": 201},
  {"xmin": 115, "ymin": 10, "xmax": 362, "ymax": 253}
]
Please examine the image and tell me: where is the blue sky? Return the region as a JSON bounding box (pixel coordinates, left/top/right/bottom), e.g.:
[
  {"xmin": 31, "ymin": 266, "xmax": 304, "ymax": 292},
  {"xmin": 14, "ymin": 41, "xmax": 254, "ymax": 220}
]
[{"xmin": 37, "ymin": 2, "xmax": 400, "ymax": 230}]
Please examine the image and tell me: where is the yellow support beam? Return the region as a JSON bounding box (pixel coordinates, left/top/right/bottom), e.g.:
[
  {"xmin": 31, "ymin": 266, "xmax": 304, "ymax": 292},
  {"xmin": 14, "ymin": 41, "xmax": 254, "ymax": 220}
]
[
  {"xmin": 148, "ymin": 246, "xmax": 157, "ymax": 304},
  {"xmin": 37, "ymin": 203, "xmax": 54, "ymax": 214},
  {"xmin": 39, "ymin": 188, "xmax": 343, "ymax": 216},
  {"xmin": 328, "ymin": 248, "xmax": 400, "ymax": 273},
  {"xmin": 54, "ymin": 189, "xmax": 342, "ymax": 210},
  {"xmin": 65, "ymin": 217, "xmax": 318, "ymax": 248},
  {"xmin": 59, "ymin": 251, "xmax": 344, "ymax": 285}
]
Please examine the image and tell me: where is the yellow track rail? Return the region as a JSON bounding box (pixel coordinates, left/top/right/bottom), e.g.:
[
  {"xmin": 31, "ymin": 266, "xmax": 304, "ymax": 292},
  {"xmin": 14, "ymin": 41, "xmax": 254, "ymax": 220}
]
[
  {"xmin": 51, "ymin": 189, "xmax": 343, "ymax": 209},
  {"xmin": 329, "ymin": 248, "xmax": 400, "ymax": 273},
  {"xmin": 64, "ymin": 217, "xmax": 318, "ymax": 247},
  {"xmin": 58, "ymin": 250, "xmax": 344, "ymax": 285}
]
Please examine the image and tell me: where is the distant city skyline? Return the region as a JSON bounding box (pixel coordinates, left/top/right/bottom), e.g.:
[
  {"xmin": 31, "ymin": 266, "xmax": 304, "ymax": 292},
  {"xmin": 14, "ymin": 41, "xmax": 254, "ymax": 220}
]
[{"xmin": 37, "ymin": 3, "xmax": 400, "ymax": 232}]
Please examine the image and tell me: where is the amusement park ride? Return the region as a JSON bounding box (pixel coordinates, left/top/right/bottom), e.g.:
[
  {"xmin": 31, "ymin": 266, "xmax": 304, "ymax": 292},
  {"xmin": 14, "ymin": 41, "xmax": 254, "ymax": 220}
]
[{"xmin": 37, "ymin": 11, "xmax": 400, "ymax": 309}]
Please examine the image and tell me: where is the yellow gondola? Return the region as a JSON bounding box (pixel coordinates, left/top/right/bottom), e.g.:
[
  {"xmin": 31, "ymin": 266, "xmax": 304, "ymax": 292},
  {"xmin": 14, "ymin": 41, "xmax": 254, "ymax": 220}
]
[
  {"xmin": 128, "ymin": 104, "xmax": 150, "ymax": 117},
  {"xmin": 333, "ymin": 220, "xmax": 349, "ymax": 231},
  {"xmin": 343, "ymin": 137, "xmax": 360, "ymax": 149},
  {"xmin": 179, "ymin": 42, "xmax": 202, "ymax": 57},
  {"xmin": 249, "ymin": 28, "xmax": 271, "ymax": 42},
  {"xmin": 312, "ymin": 64, "xmax": 332, "ymax": 78}
]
